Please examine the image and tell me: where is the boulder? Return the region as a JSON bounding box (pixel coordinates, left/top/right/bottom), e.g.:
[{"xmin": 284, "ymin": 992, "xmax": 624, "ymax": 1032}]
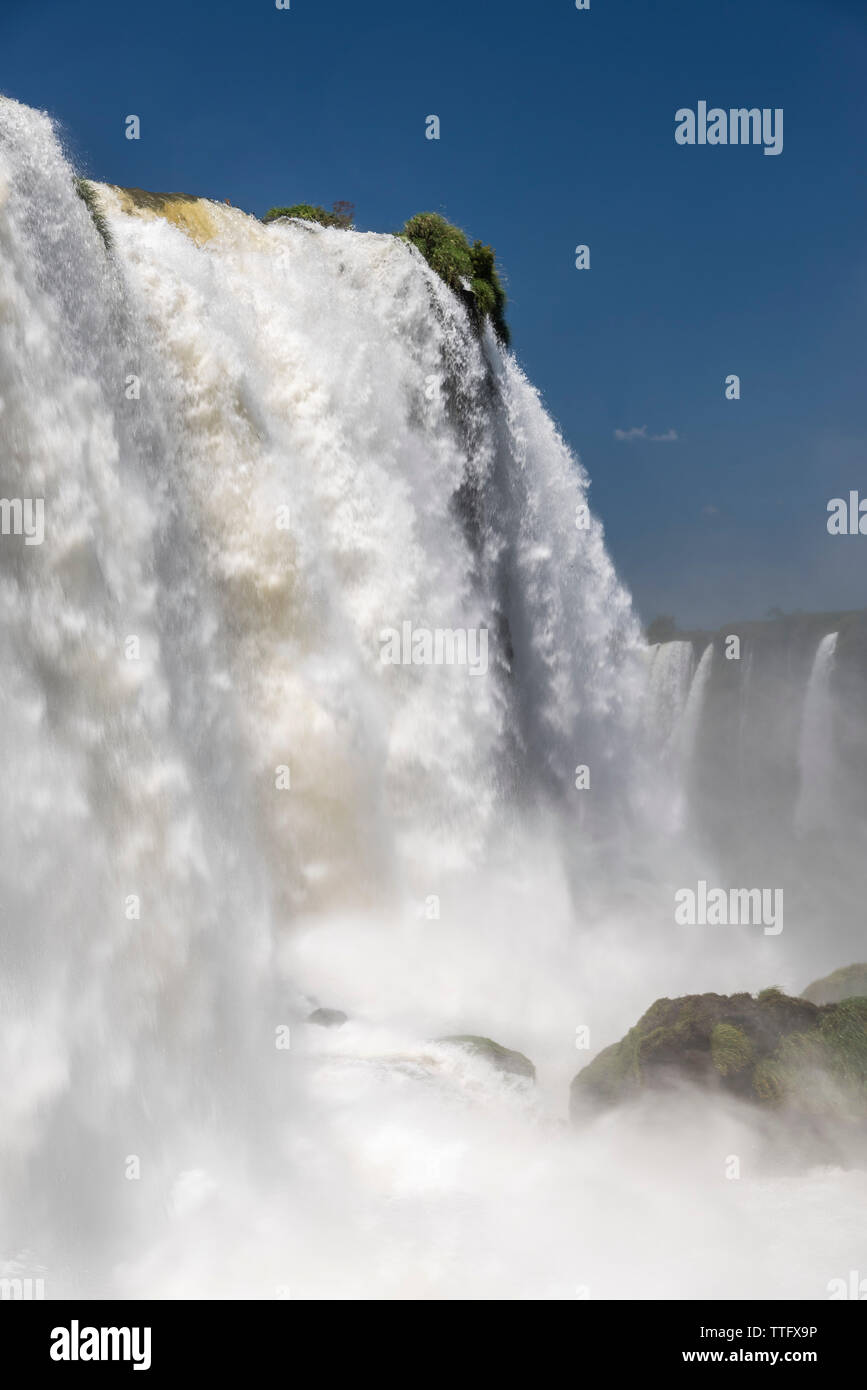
[
  {"xmin": 307, "ymin": 1007, "xmax": 348, "ymax": 1029},
  {"xmin": 436, "ymin": 1035, "xmax": 535, "ymax": 1081},
  {"xmin": 571, "ymin": 989, "xmax": 867, "ymax": 1122}
]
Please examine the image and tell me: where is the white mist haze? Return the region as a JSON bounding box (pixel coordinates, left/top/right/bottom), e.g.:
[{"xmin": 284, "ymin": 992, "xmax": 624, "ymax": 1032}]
[{"xmin": 0, "ymin": 97, "xmax": 864, "ymax": 1300}]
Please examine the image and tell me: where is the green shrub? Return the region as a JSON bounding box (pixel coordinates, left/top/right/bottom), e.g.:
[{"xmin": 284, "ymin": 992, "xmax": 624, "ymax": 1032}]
[
  {"xmin": 263, "ymin": 201, "xmax": 354, "ymax": 229},
  {"xmin": 74, "ymin": 177, "xmax": 112, "ymax": 252},
  {"xmin": 260, "ymin": 204, "xmax": 510, "ymax": 344},
  {"xmin": 400, "ymin": 212, "xmax": 510, "ymax": 346},
  {"xmin": 469, "ymin": 239, "xmax": 509, "ymax": 346}
]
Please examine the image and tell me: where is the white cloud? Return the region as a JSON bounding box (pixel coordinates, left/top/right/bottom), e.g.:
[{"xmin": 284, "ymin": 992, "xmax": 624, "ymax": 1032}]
[{"xmin": 614, "ymin": 425, "xmax": 679, "ymax": 443}]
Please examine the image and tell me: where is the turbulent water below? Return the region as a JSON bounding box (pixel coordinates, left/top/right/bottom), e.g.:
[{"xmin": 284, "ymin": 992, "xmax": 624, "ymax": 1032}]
[{"xmin": 0, "ymin": 96, "xmax": 864, "ymax": 1299}]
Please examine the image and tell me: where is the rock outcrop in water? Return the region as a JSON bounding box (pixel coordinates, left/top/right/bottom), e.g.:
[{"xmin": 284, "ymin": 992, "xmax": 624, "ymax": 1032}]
[
  {"xmin": 437, "ymin": 1035, "xmax": 536, "ymax": 1080},
  {"xmin": 308, "ymin": 1007, "xmax": 348, "ymax": 1029},
  {"xmin": 571, "ymin": 987, "xmax": 867, "ymax": 1122}
]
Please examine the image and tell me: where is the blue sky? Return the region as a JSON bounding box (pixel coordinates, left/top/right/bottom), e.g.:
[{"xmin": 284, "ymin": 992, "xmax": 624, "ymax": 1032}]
[{"xmin": 2, "ymin": 0, "xmax": 865, "ymax": 627}]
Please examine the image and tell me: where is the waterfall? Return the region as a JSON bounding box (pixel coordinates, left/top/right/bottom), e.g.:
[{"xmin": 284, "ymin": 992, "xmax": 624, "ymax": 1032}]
[
  {"xmin": 679, "ymin": 642, "xmax": 713, "ymax": 766},
  {"xmin": 640, "ymin": 640, "xmax": 712, "ymax": 832},
  {"xmin": 666, "ymin": 641, "xmax": 713, "ymax": 832},
  {"xmin": 640, "ymin": 639, "xmax": 694, "ymax": 832},
  {"xmin": 795, "ymin": 632, "xmax": 839, "ymax": 835},
  {"xmin": 0, "ymin": 95, "xmax": 653, "ymax": 1292}
]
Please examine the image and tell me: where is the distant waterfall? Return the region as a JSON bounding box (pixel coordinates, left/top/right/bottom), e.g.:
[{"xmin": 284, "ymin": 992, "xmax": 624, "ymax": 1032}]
[
  {"xmin": 645, "ymin": 640, "xmax": 694, "ymax": 749},
  {"xmin": 639, "ymin": 640, "xmax": 715, "ymax": 834},
  {"xmin": 658, "ymin": 641, "xmax": 711, "ymax": 830},
  {"xmin": 795, "ymin": 632, "xmax": 839, "ymax": 835},
  {"xmin": 679, "ymin": 643, "xmax": 713, "ymax": 765}
]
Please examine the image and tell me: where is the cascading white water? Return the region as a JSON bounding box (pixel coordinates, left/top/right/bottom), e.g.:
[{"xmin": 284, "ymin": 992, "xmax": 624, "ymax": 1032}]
[
  {"xmin": 795, "ymin": 632, "xmax": 838, "ymax": 835},
  {"xmin": 644, "ymin": 640, "xmax": 694, "ymax": 748},
  {"xmin": 639, "ymin": 639, "xmax": 696, "ymax": 834},
  {"xmin": 1, "ymin": 97, "xmax": 863, "ymax": 1300},
  {"xmin": 679, "ymin": 641, "xmax": 713, "ymax": 767},
  {"xmin": 0, "ymin": 94, "xmax": 644, "ymax": 1287},
  {"xmin": 642, "ymin": 640, "xmax": 712, "ymax": 833}
]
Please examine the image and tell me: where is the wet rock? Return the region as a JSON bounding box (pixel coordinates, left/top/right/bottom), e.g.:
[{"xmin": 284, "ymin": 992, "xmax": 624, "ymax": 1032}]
[
  {"xmin": 436, "ymin": 1035, "xmax": 535, "ymax": 1081},
  {"xmin": 308, "ymin": 1007, "xmax": 348, "ymax": 1029},
  {"xmin": 571, "ymin": 989, "xmax": 867, "ymax": 1122}
]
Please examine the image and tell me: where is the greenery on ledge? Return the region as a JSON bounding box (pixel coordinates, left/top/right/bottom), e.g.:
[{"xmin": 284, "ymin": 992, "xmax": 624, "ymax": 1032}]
[
  {"xmin": 399, "ymin": 212, "xmax": 510, "ymax": 346},
  {"xmin": 262, "ymin": 201, "xmax": 354, "ymax": 229},
  {"xmin": 74, "ymin": 177, "xmax": 112, "ymax": 251}
]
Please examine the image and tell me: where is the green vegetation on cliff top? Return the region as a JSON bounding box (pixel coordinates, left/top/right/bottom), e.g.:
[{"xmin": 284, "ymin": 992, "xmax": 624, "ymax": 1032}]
[
  {"xmin": 77, "ymin": 185, "xmax": 511, "ymax": 345},
  {"xmin": 262, "ymin": 200, "xmax": 355, "ymax": 230},
  {"xmin": 399, "ymin": 212, "xmax": 510, "ymax": 346}
]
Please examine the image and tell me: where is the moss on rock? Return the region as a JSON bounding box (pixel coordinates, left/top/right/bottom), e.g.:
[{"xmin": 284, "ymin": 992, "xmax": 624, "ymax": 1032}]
[
  {"xmin": 571, "ymin": 987, "xmax": 867, "ymax": 1122},
  {"xmin": 752, "ymin": 1000, "xmax": 867, "ymax": 1115},
  {"xmin": 710, "ymin": 1022, "xmax": 755, "ymax": 1076},
  {"xmin": 437, "ymin": 1035, "xmax": 535, "ymax": 1080},
  {"xmin": 307, "ymin": 1007, "xmax": 347, "ymax": 1029}
]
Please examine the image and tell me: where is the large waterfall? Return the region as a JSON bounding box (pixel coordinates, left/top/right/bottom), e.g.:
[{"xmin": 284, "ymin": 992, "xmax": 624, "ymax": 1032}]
[{"xmin": 1, "ymin": 97, "xmax": 864, "ymax": 1300}]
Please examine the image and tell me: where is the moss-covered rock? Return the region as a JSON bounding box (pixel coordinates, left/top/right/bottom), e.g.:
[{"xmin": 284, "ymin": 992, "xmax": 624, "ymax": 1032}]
[
  {"xmin": 710, "ymin": 1022, "xmax": 755, "ymax": 1076},
  {"xmin": 802, "ymin": 963, "xmax": 867, "ymax": 1006},
  {"xmin": 571, "ymin": 989, "xmax": 867, "ymax": 1122},
  {"xmin": 436, "ymin": 1035, "xmax": 535, "ymax": 1080},
  {"xmin": 308, "ymin": 1007, "xmax": 348, "ymax": 1029},
  {"xmin": 753, "ymin": 998, "xmax": 867, "ymax": 1113}
]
